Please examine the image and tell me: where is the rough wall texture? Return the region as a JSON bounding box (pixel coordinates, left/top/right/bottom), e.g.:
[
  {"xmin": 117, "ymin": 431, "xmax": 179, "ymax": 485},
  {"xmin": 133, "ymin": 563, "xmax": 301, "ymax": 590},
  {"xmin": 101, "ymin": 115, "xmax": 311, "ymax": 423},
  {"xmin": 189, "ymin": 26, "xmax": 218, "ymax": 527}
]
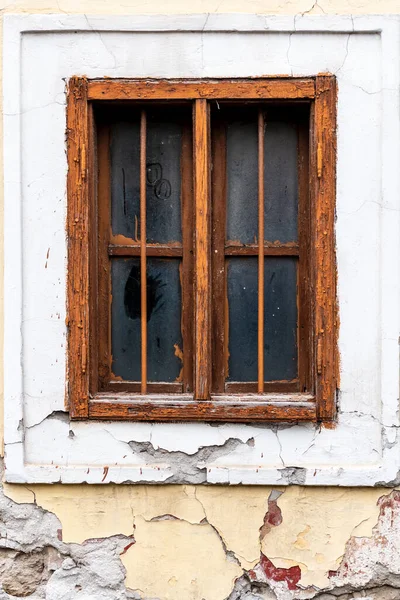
[
  {"xmin": 2, "ymin": 0, "xmax": 400, "ymax": 599},
  {"xmin": 2, "ymin": 470, "xmax": 400, "ymax": 599}
]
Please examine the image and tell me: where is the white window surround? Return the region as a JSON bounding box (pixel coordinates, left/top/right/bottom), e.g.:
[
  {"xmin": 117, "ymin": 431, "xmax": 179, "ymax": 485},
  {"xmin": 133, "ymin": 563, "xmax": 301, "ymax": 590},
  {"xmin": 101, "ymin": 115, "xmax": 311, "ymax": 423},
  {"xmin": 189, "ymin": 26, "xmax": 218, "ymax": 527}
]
[{"xmin": 3, "ymin": 13, "xmax": 400, "ymax": 485}]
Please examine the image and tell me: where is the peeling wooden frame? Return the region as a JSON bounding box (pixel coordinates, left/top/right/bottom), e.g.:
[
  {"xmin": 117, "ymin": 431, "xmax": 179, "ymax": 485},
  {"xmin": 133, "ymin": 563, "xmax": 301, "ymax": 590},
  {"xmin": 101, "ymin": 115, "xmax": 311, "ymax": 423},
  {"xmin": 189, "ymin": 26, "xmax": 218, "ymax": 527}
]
[
  {"xmin": 67, "ymin": 76, "xmax": 337, "ymax": 423},
  {"xmin": 209, "ymin": 105, "xmax": 313, "ymax": 399}
]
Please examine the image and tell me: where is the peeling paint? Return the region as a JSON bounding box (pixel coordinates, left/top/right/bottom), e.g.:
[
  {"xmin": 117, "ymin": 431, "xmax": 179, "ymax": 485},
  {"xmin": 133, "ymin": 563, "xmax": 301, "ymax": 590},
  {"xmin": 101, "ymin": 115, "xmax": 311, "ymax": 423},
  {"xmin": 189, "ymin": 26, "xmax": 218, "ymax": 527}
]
[
  {"xmin": 2, "ymin": 3, "xmax": 400, "ymax": 600},
  {"xmin": 128, "ymin": 438, "xmax": 253, "ymax": 484},
  {"xmin": 250, "ymin": 555, "xmax": 301, "ymax": 591},
  {"xmin": 5, "ymin": 480, "xmax": 400, "ymax": 599}
]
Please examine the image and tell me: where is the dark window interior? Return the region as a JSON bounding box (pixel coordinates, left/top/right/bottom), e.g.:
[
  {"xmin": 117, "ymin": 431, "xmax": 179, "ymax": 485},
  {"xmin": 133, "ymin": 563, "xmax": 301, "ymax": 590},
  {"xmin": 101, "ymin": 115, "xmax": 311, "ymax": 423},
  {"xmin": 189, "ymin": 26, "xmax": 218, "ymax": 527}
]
[{"xmin": 95, "ymin": 101, "xmax": 310, "ymax": 395}]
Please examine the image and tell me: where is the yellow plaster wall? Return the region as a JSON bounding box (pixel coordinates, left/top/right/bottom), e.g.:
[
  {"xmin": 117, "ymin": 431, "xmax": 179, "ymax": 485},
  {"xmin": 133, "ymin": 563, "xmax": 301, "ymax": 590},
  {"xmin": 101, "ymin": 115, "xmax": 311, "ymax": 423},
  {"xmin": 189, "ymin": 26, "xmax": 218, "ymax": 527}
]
[
  {"xmin": 1, "ymin": 1, "xmax": 399, "ymax": 598},
  {"xmin": 3, "ymin": 483, "xmax": 387, "ymax": 597}
]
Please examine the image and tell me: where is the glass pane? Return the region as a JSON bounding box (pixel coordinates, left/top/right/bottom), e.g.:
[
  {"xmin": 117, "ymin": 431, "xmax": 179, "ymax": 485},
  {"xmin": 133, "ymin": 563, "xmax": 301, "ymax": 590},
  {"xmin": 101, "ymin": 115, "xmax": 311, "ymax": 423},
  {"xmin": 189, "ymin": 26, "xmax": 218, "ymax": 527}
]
[
  {"xmin": 110, "ymin": 121, "xmax": 140, "ymax": 240},
  {"xmin": 226, "ymin": 257, "xmax": 298, "ymax": 382},
  {"xmin": 227, "ymin": 257, "xmax": 258, "ymax": 381},
  {"xmin": 264, "ymin": 122, "xmax": 298, "ymax": 243},
  {"xmin": 146, "ymin": 118, "xmax": 182, "ymax": 243},
  {"xmin": 264, "ymin": 258, "xmax": 298, "ymax": 380},
  {"xmin": 226, "ymin": 120, "xmax": 258, "ymax": 244},
  {"xmin": 110, "ymin": 112, "xmax": 183, "ymax": 243},
  {"xmin": 111, "ymin": 258, "xmax": 141, "ymax": 380},
  {"xmin": 147, "ymin": 258, "xmax": 182, "ymax": 382},
  {"xmin": 111, "ymin": 258, "xmax": 182, "ymax": 382}
]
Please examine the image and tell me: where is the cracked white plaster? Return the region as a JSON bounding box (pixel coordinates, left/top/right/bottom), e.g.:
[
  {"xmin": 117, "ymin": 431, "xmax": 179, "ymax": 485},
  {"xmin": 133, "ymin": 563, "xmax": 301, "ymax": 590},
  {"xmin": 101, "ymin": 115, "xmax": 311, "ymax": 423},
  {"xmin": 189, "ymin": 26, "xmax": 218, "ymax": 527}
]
[{"xmin": 3, "ymin": 14, "xmax": 400, "ymax": 485}]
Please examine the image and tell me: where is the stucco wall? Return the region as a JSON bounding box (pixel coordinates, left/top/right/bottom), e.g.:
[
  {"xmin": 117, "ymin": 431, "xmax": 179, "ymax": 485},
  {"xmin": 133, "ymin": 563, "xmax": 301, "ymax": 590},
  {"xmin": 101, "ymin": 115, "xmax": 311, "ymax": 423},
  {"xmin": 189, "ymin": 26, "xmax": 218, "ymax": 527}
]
[{"xmin": 2, "ymin": 1, "xmax": 400, "ymax": 599}]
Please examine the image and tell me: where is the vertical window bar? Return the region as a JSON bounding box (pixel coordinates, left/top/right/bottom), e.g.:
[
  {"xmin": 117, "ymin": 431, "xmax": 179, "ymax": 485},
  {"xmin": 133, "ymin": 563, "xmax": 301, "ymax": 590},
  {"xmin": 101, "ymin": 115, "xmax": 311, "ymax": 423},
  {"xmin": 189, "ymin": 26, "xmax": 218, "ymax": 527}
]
[
  {"xmin": 140, "ymin": 110, "xmax": 147, "ymax": 393},
  {"xmin": 194, "ymin": 99, "xmax": 211, "ymax": 400},
  {"xmin": 258, "ymin": 110, "xmax": 265, "ymax": 393}
]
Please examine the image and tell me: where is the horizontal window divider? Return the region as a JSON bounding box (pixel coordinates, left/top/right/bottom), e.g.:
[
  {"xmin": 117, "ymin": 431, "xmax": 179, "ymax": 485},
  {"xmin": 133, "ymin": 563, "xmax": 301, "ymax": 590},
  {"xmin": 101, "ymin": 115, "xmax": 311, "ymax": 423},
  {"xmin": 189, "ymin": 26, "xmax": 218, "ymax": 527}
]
[
  {"xmin": 87, "ymin": 77, "xmax": 316, "ymax": 101},
  {"xmin": 211, "ymin": 393, "xmax": 314, "ymax": 403},
  {"xmin": 225, "ymin": 244, "xmax": 299, "ymax": 256},
  {"xmin": 225, "ymin": 380, "xmax": 300, "ymax": 393},
  {"xmin": 106, "ymin": 381, "xmax": 183, "ymax": 393},
  {"xmin": 108, "ymin": 244, "xmax": 183, "ymax": 257},
  {"xmin": 88, "ymin": 394, "xmax": 316, "ymax": 422}
]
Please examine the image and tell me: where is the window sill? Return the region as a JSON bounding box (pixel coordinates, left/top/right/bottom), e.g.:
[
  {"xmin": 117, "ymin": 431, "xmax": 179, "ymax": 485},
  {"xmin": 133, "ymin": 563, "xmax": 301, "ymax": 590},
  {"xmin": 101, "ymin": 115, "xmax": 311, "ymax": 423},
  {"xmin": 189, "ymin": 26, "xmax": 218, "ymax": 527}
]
[{"xmin": 87, "ymin": 393, "xmax": 316, "ymax": 422}]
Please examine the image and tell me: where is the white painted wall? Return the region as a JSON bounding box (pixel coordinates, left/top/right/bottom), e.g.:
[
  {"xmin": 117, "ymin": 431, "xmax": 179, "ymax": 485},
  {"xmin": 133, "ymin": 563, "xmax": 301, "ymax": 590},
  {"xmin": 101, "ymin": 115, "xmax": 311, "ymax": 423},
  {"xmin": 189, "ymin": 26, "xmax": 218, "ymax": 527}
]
[{"xmin": 3, "ymin": 14, "xmax": 400, "ymax": 485}]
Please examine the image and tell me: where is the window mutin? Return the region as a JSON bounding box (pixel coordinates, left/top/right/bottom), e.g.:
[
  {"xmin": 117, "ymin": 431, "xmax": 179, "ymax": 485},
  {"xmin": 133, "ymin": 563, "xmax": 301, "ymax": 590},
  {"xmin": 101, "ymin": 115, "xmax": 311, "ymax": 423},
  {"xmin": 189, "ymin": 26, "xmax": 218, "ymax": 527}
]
[{"xmin": 66, "ymin": 76, "xmax": 337, "ymax": 423}]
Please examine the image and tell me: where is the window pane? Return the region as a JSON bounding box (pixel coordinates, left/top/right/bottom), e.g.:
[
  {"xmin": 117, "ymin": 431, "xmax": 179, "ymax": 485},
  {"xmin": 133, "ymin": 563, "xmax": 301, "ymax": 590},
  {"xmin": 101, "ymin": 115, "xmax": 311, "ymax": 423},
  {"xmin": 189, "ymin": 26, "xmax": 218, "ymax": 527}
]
[
  {"xmin": 264, "ymin": 122, "xmax": 298, "ymax": 243},
  {"xmin": 227, "ymin": 257, "xmax": 258, "ymax": 381},
  {"xmin": 226, "ymin": 120, "xmax": 258, "ymax": 244},
  {"xmin": 111, "ymin": 258, "xmax": 141, "ymax": 380},
  {"xmin": 111, "ymin": 258, "xmax": 182, "ymax": 382},
  {"xmin": 146, "ymin": 118, "xmax": 182, "ymax": 243},
  {"xmin": 264, "ymin": 258, "xmax": 297, "ymax": 381},
  {"xmin": 147, "ymin": 258, "xmax": 182, "ymax": 382},
  {"xmin": 110, "ymin": 121, "xmax": 140, "ymax": 240},
  {"xmin": 110, "ymin": 112, "xmax": 183, "ymax": 243},
  {"xmin": 226, "ymin": 257, "xmax": 298, "ymax": 382}
]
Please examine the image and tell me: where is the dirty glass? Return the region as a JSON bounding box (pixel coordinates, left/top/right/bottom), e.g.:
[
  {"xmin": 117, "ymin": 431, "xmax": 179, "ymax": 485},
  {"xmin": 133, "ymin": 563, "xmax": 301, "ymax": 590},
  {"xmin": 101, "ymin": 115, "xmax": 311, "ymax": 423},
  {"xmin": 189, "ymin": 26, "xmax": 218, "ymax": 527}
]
[
  {"xmin": 226, "ymin": 120, "xmax": 258, "ymax": 244},
  {"xmin": 111, "ymin": 258, "xmax": 141, "ymax": 380},
  {"xmin": 226, "ymin": 116, "xmax": 298, "ymax": 245},
  {"xmin": 226, "ymin": 257, "xmax": 298, "ymax": 382},
  {"xmin": 111, "ymin": 258, "xmax": 182, "ymax": 382},
  {"xmin": 147, "ymin": 258, "xmax": 182, "ymax": 382},
  {"xmin": 110, "ymin": 121, "xmax": 140, "ymax": 240},
  {"xmin": 146, "ymin": 116, "xmax": 182, "ymax": 243},
  {"xmin": 264, "ymin": 122, "xmax": 298, "ymax": 243},
  {"xmin": 227, "ymin": 257, "xmax": 258, "ymax": 381},
  {"xmin": 264, "ymin": 257, "xmax": 298, "ymax": 380},
  {"xmin": 110, "ymin": 110, "xmax": 182, "ymax": 243}
]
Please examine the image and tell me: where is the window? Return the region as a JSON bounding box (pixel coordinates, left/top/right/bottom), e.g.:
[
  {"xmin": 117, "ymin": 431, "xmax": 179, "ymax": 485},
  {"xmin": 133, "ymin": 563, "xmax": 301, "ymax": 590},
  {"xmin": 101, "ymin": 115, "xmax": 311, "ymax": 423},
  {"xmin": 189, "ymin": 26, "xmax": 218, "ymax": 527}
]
[{"xmin": 67, "ymin": 76, "xmax": 337, "ymax": 423}]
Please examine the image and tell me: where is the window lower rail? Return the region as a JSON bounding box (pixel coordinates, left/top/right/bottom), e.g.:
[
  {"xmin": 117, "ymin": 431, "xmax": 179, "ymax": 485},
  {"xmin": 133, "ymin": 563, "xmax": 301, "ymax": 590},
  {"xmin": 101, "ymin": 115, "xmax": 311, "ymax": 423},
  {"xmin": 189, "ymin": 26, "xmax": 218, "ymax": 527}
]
[{"xmin": 88, "ymin": 394, "xmax": 316, "ymax": 422}]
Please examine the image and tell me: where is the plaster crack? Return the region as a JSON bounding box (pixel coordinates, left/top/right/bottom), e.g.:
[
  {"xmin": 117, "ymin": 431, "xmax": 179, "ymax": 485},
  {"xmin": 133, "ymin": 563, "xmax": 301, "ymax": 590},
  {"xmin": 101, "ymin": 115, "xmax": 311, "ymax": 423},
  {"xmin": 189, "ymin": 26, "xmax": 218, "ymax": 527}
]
[
  {"xmin": 4, "ymin": 100, "xmax": 66, "ymax": 117},
  {"xmin": 340, "ymin": 198, "xmax": 400, "ymax": 216},
  {"xmin": 102, "ymin": 427, "xmax": 137, "ymax": 454},
  {"xmin": 193, "ymin": 488, "xmax": 243, "ymax": 568},
  {"xmin": 55, "ymin": 0, "xmax": 68, "ymax": 14},
  {"xmin": 83, "ymin": 14, "xmax": 117, "ymax": 70},
  {"xmin": 25, "ymin": 411, "xmax": 69, "ymax": 431},
  {"xmin": 335, "ymin": 33, "xmax": 351, "ymax": 77},
  {"xmin": 349, "ymin": 516, "xmax": 371, "ymax": 537},
  {"xmin": 302, "ymin": 424, "xmax": 322, "ymax": 456},
  {"xmin": 22, "ymin": 486, "xmax": 37, "ymax": 505},
  {"xmin": 272, "ymin": 428, "xmax": 284, "ymax": 467},
  {"xmin": 300, "ymin": 0, "xmax": 326, "ymax": 16},
  {"xmin": 213, "ymin": 0, "xmax": 224, "ymax": 13}
]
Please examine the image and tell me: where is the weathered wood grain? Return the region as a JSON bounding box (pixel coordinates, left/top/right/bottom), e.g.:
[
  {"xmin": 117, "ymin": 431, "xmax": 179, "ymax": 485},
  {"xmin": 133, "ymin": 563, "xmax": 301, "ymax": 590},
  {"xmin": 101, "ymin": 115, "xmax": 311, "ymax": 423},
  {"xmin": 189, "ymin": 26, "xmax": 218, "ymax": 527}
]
[
  {"xmin": 313, "ymin": 75, "xmax": 338, "ymax": 421},
  {"xmin": 194, "ymin": 99, "xmax": 211, "ymax": 400},
  {"xmin": 67, "ymin": 76, "xmax": 90, "ymax": 418},
  {"xmin": 89, "ymin": 395, "xmax": 317, "ymax": 422},
  {"xmin": 258, "ymin": 109, "xmax": 265, "ymax": 393},
  {"xmin": 88, "ymin": 78, "xmax": 316, "ymax": 101}
]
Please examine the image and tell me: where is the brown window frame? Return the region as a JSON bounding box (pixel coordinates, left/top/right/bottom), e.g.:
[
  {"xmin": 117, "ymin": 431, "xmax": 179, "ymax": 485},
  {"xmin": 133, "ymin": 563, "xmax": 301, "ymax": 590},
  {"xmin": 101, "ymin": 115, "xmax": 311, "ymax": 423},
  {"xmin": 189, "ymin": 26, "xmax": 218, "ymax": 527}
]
[{"xmin": 66, "ymin": 75, "xmax": 337, "ymax": 423}]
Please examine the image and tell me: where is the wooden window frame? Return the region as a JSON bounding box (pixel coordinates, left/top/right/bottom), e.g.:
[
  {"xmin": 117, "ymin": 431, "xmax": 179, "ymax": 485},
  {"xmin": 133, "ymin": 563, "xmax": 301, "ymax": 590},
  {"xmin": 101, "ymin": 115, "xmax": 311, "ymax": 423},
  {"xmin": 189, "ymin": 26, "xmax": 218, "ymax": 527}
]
[{"xmin": 66, "ymin": 75, "xmax": 337, "ymax": 423}]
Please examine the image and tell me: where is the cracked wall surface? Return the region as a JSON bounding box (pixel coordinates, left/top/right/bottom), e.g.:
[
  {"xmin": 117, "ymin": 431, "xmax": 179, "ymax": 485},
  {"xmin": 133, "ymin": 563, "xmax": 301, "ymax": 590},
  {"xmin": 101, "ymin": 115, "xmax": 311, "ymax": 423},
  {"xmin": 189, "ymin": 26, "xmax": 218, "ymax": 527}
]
[
  {"xmin": 2, "ymin": 1, "xmax": 400, "ymax": 599},
  {"xmin": 5, "ymin": 13, "xmax": 396, "ymax": 486},
  {"xmin": 3, "ymin": 476, "xmax": 400, "ymax": 599}
]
